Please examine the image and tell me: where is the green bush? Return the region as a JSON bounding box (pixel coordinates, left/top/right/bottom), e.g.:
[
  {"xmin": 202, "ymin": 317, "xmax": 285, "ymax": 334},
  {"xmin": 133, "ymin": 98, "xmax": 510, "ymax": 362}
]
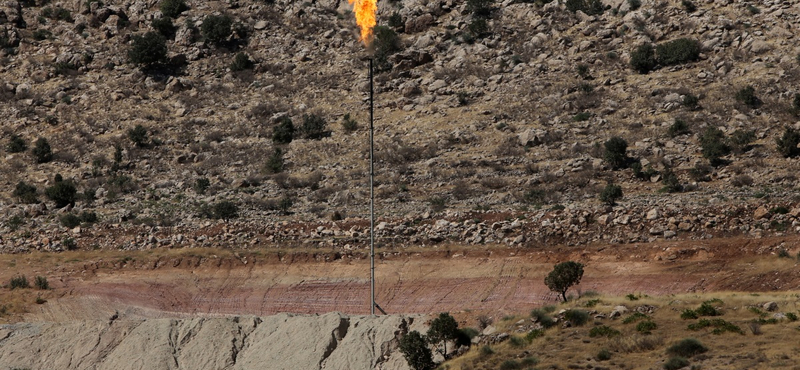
[
  {"xmin": 212, "ymin": 201, "xmax": 238, "ymax": 220},
  {"xmin": 7, "ymin": 134, "xmax": 27, "ymax": 153},
  {"xmin": 699, "ymin": 127, "xmax": 730, "ymax": 166},
  {"xmin": 660, "ymin": 167, "xmax": 682, "ymax": 193},
  {"xmin": 735, "ymin": 86, "xmax": 762, "ymax": 109},
  {"xmin": 603, "ymin": 137, "xmax": 629, "ymax": 170},
  {"xmin": 696, "ymin": 301, "xmax": 721, "ymax": 316},
  {"xmin": 525, "ymin": 329, "xmax": 545, "ymax": 341},
  {"xmin": 79, "ymin": 211, "xmax": 98, "ymax": 223},
  {"xmin": 45, "ymin": 175, "xmax": 77, "ymax": 208},
  {"xmin": 681, "ymin": 0, "xmax": 696, "ymax": 12},
  {"xmin": 299, "ymin": 114, "xmax": 328, "ymax": 140},
  {"xmin": 128, "ymin": 124, "xmax": 149, "ymax": 147},
  {"xmin": 387, "ymin": 12, "xmax": 404, "ymax": 30},
  {"xmin": 230, "ymin": 52, "xmax": 254, "ymax": 71},
  {"xmin": 589, "ymin": 325, "xmax": 620, "ymax": 338},
  {"xmin": 373, "ymin": 25, "xmax": 402, "ymax": 71},
  {"xmin": 152, "ymin": 17, "xmax": 176, "ymax": 39},
  {"xmin": 688, "ymin": 318, "xmax": 743, "ymax": 334},
  {"xmin": 265, "ymin": 148, "xmax": 284, "ymax": 174},
  {"xmin": 599, "ymin": 182, "xmax": 623, "ymax": 206},
  {"xmin": 656, "ymin": 38, "xmax": 700, "ymax": 66},
  {"xmin": 630, "ymin": 43, "xmax": 656, "ymax": 73},
  {"xmin": 128, "ymin": 32, "xmax": 167, "ymax": 67},
  {"xmin": 60, "ymin": 213, "xmax": 81, "ymax": 228},
  {"xmin": 480, "ymin": 345, "xmax": 494, "ymax": 356},
  {"xmin": 160, "ymin": 0, "xmax": 187, "ymax": 18},
  {"xmin": 34, "ymin": 276, "xmax": 49, "ymax": 290},
  {"xmin": 13, "ymin": 182, "xmax": 38, "ymax": 204},
  {"xmin": 786, "ymin": 312, "xmax": 798, "ymax": 321},
  {"xmin": 32, "ymin": 137, "xmax": 52, "ymax": 163},
  {"xmin": 680, "ymin": 309, "xmax": 698, "ymax": 320},
  {"xmin": 596, "ymin": 348, "xmax": 612, "ymax": 361},
  {"xmin": 627, "ymin": 0, "xmax": 641, "ymax": 10},
  {"xmin": 663, "ymin": 357, "xmax": 690, "ymax": 370},
  {"xmin": 636, "ymin": 320, "xmax": 658, "ymax": 333},
  {"xmin": 530, "ymin": 308, "xmax": 556, "ymax": 328},
  {"xmin": 564, "ymin": 309, "xmax": 589, "ymax": 326},
  {"xmin": 666, "ymin": 338, "xmax": 707, "ymax": 357},
  {"xmin": 622, "ymin": 312, "xmax": 649, "ymax": 324},
  {"xmin": 33, "ymin": 29, "xmax": 52, "ymax": 41},
  {"xmin": 63, "ymin": 236, "xmax": 77, "ymax": 250},
  {"xmin": 342, "ymin": 114, "xmax": 358, "ymax": 133},
  {"xmin": 565, "ymin": 0, "xmax": 604, "ymax": 15},
  {"xmin": 467, "ymin": 17, "xmax": 488, "ymax": 39},
  {"xmin": 466, "ymin": 0, "xmax": 493, "ymax": 17},
  {"xmin": 10, "ymin": 276, "xmax": 29, "ymax": 289},
  {"xmin": 399, "ymin": 331, "xmax": 435, "ymax": 370},
  {"xmin": 668, "ymin": 119, "xmax": 690, "ymax": 137},
  {"xmin": 499, "ymin": 360, "xmax": 521, "ymax": 370},
  {"xmin": 194, "ymin": 177, "xmax": 211, "ymax": 194},
  {"xmin": 683, "ymin": 93, "xmax": 700, "ymax": 110},
  {"xmin": 201, "ymin": 14, "xmax": 233, "ymax": 45},
  {"xmin": 776, "ymin": 126, "xmax": 800, "ymax": 157},
  {"xmin": 272, "ymin": 117, "xmax": 295, "ymax": 144}
]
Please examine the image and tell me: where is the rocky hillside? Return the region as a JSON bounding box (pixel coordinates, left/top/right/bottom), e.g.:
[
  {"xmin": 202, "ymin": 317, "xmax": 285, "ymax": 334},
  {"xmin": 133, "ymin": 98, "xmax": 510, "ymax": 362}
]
[{"xmin": 2, "ymin": 0, "xmax": 800, "ymax": 253}]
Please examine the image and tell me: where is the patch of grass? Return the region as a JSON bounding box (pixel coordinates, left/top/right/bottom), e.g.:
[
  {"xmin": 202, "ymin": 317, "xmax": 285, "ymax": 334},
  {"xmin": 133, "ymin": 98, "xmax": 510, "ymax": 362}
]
[
  {"xmin": 589, "ymin": 325, "xmax": 621, "ymax": 338},
  {"xmin": 34, "ymin": 276, "xmax": 49, "ymax": 290},
  {"xmin": 623, "ymin": 312, "xmax": 650, "ymax": 324},
  {"xmin": 687, "ymin": 318, "xmax": 743, "ymax": 335},
  {"xmin": 9, "ymin": 275, "xmax": 29, "ymax": 289},
  {"xmin": 666, "ymin": 338, "xmax": 708, "ymax": 357}
]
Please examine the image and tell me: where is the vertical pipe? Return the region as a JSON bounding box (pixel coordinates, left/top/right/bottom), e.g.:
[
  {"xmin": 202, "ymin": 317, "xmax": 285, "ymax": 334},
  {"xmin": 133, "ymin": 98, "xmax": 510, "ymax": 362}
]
[{"xmin": 369, "ymin": 58, "xmax": 375, "ymax": 316}]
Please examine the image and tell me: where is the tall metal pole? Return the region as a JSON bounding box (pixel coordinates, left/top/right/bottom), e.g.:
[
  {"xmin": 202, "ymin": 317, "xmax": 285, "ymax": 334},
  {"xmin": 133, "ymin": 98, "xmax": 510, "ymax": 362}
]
[{"xmin": 369, "ymin": 58, "xmax": 375, "ymax": 316}]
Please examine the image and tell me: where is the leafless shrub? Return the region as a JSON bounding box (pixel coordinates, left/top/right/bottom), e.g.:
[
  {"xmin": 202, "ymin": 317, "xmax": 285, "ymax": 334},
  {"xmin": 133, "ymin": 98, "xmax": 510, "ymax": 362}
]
[
  {"xmin": 375, "ymin": 139, "xmax": 437, "ymax": 165},
  {"xmin": 205, "ymin": 130, "xmax": 225, "ymax": 143},
  {"xmin": 494, "ymin": 136, "xmax": 524, "ymax": 157},
  {"xmin": 481, "ymin": 177, "xmax": 508, "ymax": 190},
  {"xmin": 308, "ymin": 185, "xmax": 341, "ymax": 203},
  {"xmin": 731, "ymin": 174, "xmax": 753, "ymax": 187},
  {"xmin": 748, "ymin": 322, "xmax": 762, "ymax": 335},
  {"xmin": 286, "ymin": 171, "xmax": 323, "ymax": 189},
  {"xmin": 477, "ymin": 315, "xmax": 493, "ymax": 330},
  {"xmin": 610, "ymin": 334, "xmax": 664, "ymax": 353},
  {"xmin": 452, "ymin": 180, "xmax": 473, "ymax": 200}
]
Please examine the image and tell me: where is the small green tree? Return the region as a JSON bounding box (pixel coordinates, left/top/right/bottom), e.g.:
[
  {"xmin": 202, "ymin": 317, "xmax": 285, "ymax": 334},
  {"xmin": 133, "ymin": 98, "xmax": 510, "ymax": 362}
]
[
  {"xmin": 599, "ymin": 182, "xmax": 622, "ymax": 206},
  {"xmin": 630, "ymin": 43, "xmax": 656, "ymax": 74},
  {"xmin": 230, "ymin": 52, "xmax": 254, "ymax": 71},
  {"xmin": 272, "ymin": 117, "xmax": 295, "ymax": 144},
  {"xmin": 128, "ymin": 32, "xmax": 167, "ymax": 67},
  {"xmin": 735, "ymin": 86, "xmax": 762, "ymax": 109},
  {"xmin": 427, "ymin": 312, "xmax": 459, "ymax": 358},
  {"xmin": 603, "ymin": 137, "xmax": 629, "ymax": 170},
  {"xmin": 32, "ymin": 138, "xmax": 53, "ymax": 163},
  {"xmin": 160, "ymin": 0, "xmax": 187, "ymax": 18},
  {"xmin": 656, "ymin": 38, "xmax": 700, "ymax": 66},
  {"xmin": 45, "ymin": 175, "xmax": 77, "ymax": 208},
  {"xmin": 544, "ymin": 261, "xmax": 584, "ymax": 302},
  {"xmin": 373, "ymin": 25, "xmax": 402, "ymax": 71},
  {"xmin": 152, "ymin": 17, "xmax": 177, "ymax": 39},
  {"xmin": 699, "ymin": 127, "xmax": 730, "ymax": 166},
  {"xmin": 13, "ymin": 181, "xmax": 38, "ymax": 204},
  {"xmin": 399, "ymin": 331, "xmax": 435, "ymax": 370},
  {"xmin": 7, "ymin": 134, "xmax": 27, "ymax": 153},
  {"xmin": 128, "ymin": 124, "xmax": 149, "ymax": 147},
  {"xmin": 265, "ymin": 147, "xmax": 284, "ymax": 174},
  {"xmin": 201, "ymin": 14, "xmax": 233, "ymax": 45},
  {"xmin": 299, "ymin": 114, "xmax": 328, "ymax": 140},
  {"xmin": 776, "ymin": 126, "xmax": 800, "ymax": 158},
  {"xmin": 342, "ymin": 114, "xmax": 358, "ymax": 133}
]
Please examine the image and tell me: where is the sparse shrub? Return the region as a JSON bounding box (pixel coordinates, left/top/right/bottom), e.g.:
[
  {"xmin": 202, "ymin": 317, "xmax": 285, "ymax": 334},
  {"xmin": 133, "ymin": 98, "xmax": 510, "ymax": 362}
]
[
  {"xmin": 508, "ymin": 335, "xmax": 525, "ymax": 347},
  {"xmin": 622, "ymin": 312, "xmax": 649, "ymax": 324},
  {"xmin": 696, "ymin": 301, "xmax": 721, "ymax": 316},
  {"xmin": 299, "ymin": 114, "xmax": 328, "ymax": 140},
  {"xmin": 194, "ymin": 177, "xmax": 210, "ymax": 194},
  {"xmin": 565, "ymin": 0, "xmax": 604, "ymax": 15},
  {"xmin": 212, "ymin": 200, "xmax": 238, "ymax": 220},
  {"xmin": 33, "ymin": 29, "xmax": 52, "ymax": 40},
  {"xmin": 627, "ymin": 0, "xmax": 640, "ymax": 10},
  {"xmin": 667, "ymin": 338, "xmax": 707, "ymax": 357},
  {"xmin": 521, "ymin": 357, "xmax": 538, "ymax": 366},
  {"xmin": 564, "ymin": 309, "xmax": 589, "ymax": 326},
  {"xmin": 34, "ymin": 276, "xmax": 49, "ymax": 290},
  {"xmin": 688, "ymin": 318, "xmax": 742, "ymax": 334},
  {"xmin": 688, "ymin": 163, "xmax": 711, "ymax": 182},
  {"xmin": 7, "ymin": 134, "xmax": 27, "ymax": 153},
  {"xmin": 13, "ymin": 182, "xmax": 38, "ymax": 204},
  {"xmin": 589, "ymin": 325, "xmax": 621, "ymax": 338},
  {"xmin": 45, "ymin": 175, "xmax": 77, "ymax": 208},
  {"xmin": 272, "ymin": 117, "xmax": 295, "ymax": 144},
  {"xmin": 656, "ymin": 38, "xmax": 700, "ymax": 66},
  {"xmin": 683, "ymin": 93, "xmax": 700, "ymax": 110},
  {"xmin": 265, "ymin": 147, "xmax": 285, "ymax": 174},
  {"xmin": 480, "ymin": 345, "xmax": 494, "ymax": 356},
  {"xmin": 680, "ymin": 309, "xmax": 698, "ymax": 320},
  {"xmin": 636, "ymin": 320, "xmax": 658, "ymax": 333},
  {"xmin": 576, "ymin": 63, "xmax": 589, "ymax": 79},
  {"xmin": 699, "ymin": 127, "xmax": 730, "ymax": 166},
  {"xmin": 467, "ymin": 17, "xmax": 488, "ymax": 39},
  {"xmin": 466, "ymin": 0, "xmax": 493, "ymax": 17},
  {"xmin": 793, "ymin": 93, "xmax": 800, "ymax": 113},
  {"xmin": 7, "ymin": 215, "xmax": 24, "ymax": 231},
  {"xmin": 342, "ymin": 113, "xmax": 358, "ymax": 133},
  {"xmin": 786, "ymin": 312, "xmax": 798, "ymax": 321},
  {"xmin": 530, "ymin": 309, "xmax": 556, "ymax": 328},
  {"xmin": 731, "ymin": 174, "xmax": 753, "ymax": 187},
  {"xmin": 545, "ymin": 261, "xmax": 584, "ymax": 302},
  {"xmin": 499, "ymin": 360, "xmax": 521, "ymax": 370},
  {"xmin": 32, "ymin": 138, "xmax": 52, "ymax": 163},
  {"xmin": 278, "ymin": 196, "xmax": 293, "ymax": 215},
  {"xmin": 230, "ymin": 52, "xmax": 254, "ymax": 71},
  {"xmin": 525, "ymin": 329, "xmax": 545, "ymax": 341},
  {"xmin": 663, "ymin": 357, "xmax": 690, "ymax": 370},
  {"xmin": 10, "ymin": 275, "xmax": 29, "ymax": 289},
  {"xmin": 388, "ymin": 12, "xmax": 403, "ymax": 30},
  {"xmin": 604, "ymin": 137, "xmax": 629, "ymax": 170},
  {"xmin": 630, "ymin": 43, "xmax": 656, "ymax": 73},
  {"xmin": 668, "ymin": 119, "xmax": 690, "ymax": 137},
  {"xmin": 626, "ymin": 293, "xmax": 639, "ymax": 301},
  {"xmin": 60, "ymin": 213, "xmax": 81, "ymax": 228},
  {"xmin": 729, "ymin": 129, "xmax": 755, "ymax": 153},
  {"xmin": 373, "ymin": 25, "xmax": 402, "ymax": 71},
  {"xmin": 151, "ymin": 17, "xmax": 176, "ymax": 39},
  {"xmin": 573, "ymin": 112, "xmax": 591, "ymax": 121},
  {"xmin": 160, "ymin": 0, "xmax": 187, "ymax": 18},
  {"xmin": 428, "ymin": 196, "xmax": 447, "ymax": 212},
  {"xmin": 128, "ymin": 32, "xmax": 167, "ymax": 67},
  {"xmin": 776, "ymin": 126, "xmax": 800, "ymax": 157},
  {"xmin": 399, "ymin": 331, "xmax": 435, "ymax": 370},
  {"xmin": 599, "ymin": 182, "xmax": 623, "ymax": 206},
  {"xmin": 597, "ymin": 348, "xmax": 612, "ymax": 361},
  {"xmin": 735, "ymin": 86, "xmax": 762, "ymax": 109},
  {"xmin": 681, "ymin": 0, "xmax": 696, "ymax": 12},
  {"xmin": 128, "ymin": 125, "xmax": 149, "ymax": 147},
  {"xmin": 62, "ymin": 236, "xmax": 78, "ymax": 250},
  {"xmin": 777, "ymin": 248, "xmax": 790, "ymax": 258}
]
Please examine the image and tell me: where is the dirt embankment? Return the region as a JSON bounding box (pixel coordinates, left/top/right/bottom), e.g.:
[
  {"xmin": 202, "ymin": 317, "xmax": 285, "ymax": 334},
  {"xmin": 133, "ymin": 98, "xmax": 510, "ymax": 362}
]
[{"xmin": 1, "ymin": 235, "xmax": 797, "ymax": 323}]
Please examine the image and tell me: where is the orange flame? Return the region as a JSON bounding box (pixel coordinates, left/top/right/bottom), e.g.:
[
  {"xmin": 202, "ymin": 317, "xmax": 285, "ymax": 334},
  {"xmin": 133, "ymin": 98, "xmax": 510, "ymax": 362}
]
[{"xmin": 348, "ymin": 0, "xmax": 377, "ymax": 46}]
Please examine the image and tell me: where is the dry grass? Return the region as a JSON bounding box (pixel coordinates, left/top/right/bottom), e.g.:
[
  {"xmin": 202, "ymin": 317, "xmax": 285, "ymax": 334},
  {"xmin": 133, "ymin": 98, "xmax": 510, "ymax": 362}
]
[{"xmin": 445, "ymin": 292, "xmax": 800, "ymax": 370}]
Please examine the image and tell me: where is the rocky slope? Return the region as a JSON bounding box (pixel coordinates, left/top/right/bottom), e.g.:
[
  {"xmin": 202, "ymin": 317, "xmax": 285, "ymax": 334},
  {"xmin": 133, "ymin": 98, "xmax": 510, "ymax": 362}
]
[{"xmin": 0, "ymin": 312, "xmax": 424, "ymax": 370}]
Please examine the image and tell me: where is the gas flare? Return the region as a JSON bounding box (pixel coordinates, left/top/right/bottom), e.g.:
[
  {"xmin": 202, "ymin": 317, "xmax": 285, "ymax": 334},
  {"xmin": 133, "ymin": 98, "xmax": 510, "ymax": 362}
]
[{"xmin": 348, "ymin": 0, "xmax": 377, "ymax": 46}]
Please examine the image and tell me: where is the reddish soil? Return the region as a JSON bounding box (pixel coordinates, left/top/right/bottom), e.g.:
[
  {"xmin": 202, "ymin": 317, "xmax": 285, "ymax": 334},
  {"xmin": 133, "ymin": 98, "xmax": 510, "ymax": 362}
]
[{"xmin": 5, "ymin": 235, "xmax": 800, "ymax": 322}]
